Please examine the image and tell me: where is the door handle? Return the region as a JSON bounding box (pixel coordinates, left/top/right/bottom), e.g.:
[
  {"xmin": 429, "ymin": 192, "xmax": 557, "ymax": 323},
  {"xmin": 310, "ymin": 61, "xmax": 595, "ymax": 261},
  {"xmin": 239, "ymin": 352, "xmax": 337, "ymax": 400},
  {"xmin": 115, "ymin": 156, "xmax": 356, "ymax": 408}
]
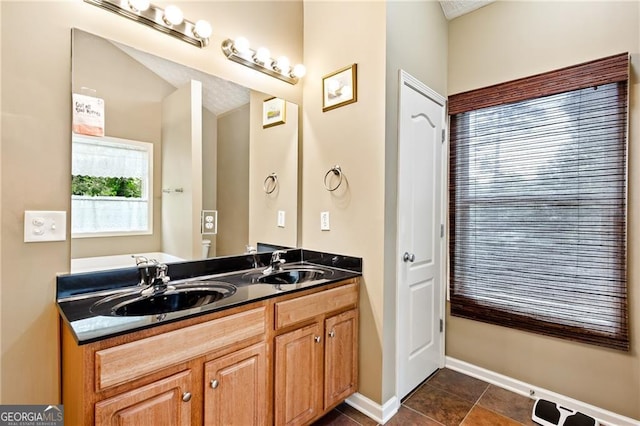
[{"xmin": 403, "ymin": 252, "xmax": 415, "ymax": 262}]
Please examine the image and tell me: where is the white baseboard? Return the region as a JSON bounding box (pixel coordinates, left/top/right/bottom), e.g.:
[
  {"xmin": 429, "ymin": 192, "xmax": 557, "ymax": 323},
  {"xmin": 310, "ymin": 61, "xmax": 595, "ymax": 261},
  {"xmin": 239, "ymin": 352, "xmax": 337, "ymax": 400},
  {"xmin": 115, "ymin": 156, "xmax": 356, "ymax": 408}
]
[
  {"xmin": 345, "ymin": 392, "xmax": 399, "ymax": 424},
  {"xmin": 446, "ymin": 357, "xmax": 640, "ymax": 426}
]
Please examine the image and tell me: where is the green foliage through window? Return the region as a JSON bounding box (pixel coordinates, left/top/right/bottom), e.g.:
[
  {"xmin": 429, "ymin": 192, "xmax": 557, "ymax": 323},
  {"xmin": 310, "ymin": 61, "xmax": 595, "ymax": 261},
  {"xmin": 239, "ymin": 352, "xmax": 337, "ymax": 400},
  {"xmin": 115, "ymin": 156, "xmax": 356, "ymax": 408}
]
[{"xmin": 72, "ymin": 175, "xmax": 142, "ymax": 198}]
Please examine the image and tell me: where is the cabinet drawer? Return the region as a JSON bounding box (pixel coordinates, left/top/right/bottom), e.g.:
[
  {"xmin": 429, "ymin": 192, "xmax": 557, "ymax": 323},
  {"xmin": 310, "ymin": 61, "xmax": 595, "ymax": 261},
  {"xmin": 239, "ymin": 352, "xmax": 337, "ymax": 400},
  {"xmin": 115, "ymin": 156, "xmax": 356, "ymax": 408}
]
[
  {"xmin": 275, "ymin": 283, "xmax": 358, "ymax": 329},
  {"xmin": 95, "ymin": 307, "xmax": 266, "ymax": 391}
]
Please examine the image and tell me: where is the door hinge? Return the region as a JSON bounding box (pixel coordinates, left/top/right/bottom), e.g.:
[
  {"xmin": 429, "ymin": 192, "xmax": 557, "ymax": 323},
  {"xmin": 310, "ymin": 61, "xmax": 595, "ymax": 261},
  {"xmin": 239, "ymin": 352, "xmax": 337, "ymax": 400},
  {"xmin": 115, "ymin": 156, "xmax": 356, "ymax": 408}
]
[
  {"xmin": 441, "ymin": 129, "xmax": 446, "ymax": 143},
  {"xmin": 439, "ymin": 319, "xmax": 444, "ymax": 333},
  {"xmin": 440, "ymin": 224, "xmax": 444, "ymax": 238}
]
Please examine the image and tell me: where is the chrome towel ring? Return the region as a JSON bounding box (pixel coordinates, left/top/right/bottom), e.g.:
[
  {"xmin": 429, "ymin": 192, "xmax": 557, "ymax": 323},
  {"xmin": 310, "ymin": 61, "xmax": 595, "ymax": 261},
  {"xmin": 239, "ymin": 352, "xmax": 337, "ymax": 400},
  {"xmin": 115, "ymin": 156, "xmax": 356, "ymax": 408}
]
[
  {"xmin": 263, "ymin": 172, "xmax": 278, "ymax": 194},
  {"xmin": 323, "ymin": 165, "xmax": 343, "ymax": 191}
]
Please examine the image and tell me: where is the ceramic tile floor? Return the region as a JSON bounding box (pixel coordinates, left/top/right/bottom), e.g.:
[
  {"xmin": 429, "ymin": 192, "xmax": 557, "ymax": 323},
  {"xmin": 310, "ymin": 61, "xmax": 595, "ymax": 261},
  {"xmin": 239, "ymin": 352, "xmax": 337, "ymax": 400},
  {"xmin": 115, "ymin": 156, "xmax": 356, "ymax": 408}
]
[{"xmin": 313, "ymin": 368, "xmax": 538, "ymax": 426}]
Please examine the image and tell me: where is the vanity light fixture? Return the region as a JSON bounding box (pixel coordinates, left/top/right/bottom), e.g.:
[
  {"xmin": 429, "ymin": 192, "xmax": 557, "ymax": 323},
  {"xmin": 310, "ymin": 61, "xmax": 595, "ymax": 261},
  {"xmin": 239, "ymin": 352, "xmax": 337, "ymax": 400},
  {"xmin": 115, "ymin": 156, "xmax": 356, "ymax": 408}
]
[
  {"xmin": 83, "ymin": 0, "xmax": 212, "ymax": 48},
  {"xmin": 221, "ymin": 37, "xmax": 306, "ymax": 85}
]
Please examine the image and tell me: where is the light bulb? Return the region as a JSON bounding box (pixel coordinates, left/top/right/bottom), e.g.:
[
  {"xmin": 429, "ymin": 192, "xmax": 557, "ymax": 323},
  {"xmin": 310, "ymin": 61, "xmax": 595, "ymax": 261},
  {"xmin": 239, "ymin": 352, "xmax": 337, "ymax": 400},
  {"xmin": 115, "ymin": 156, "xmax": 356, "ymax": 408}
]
[
  {"xmin": 255, "ymin": 47, "xmax": 271, "ymax": 65},
  {"xmin": 163, "ymin": 5, "xmax": 184, "ymax": 26},
  {"xmin": 233, "ymin": 37, "xmax": 251, "ymax": 55},
  {"xmin": 291, "ymin": 64, "xmax": 306, "ymax": 78},
  {"xmin": 274, "ymin": 56, "xmax": 290, "ymax": 73},
  {"xmin": 128, "ymin": 0, "xmax": 150, "ymax": 12},
  {"xmin": 193, "ymin": 20, "xmax": 212, "ymax": 39}
]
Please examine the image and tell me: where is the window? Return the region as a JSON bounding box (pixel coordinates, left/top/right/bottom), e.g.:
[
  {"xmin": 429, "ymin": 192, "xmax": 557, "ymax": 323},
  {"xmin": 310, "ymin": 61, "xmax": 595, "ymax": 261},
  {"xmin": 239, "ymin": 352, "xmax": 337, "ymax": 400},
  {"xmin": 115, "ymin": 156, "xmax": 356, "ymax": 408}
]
[
  {"xmin": 72, "ymin": 135, "xmax": 153, "ymax": 237},
  {"xmin": 448, "ymin": 53, "xmax": 629, "ymax": 350}
]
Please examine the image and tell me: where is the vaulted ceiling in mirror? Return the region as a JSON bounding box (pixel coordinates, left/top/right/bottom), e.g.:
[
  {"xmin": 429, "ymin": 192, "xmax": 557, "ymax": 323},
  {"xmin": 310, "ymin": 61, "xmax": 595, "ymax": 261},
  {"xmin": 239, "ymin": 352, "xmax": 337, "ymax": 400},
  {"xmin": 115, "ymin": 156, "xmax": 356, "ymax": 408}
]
[
  {"xmin": 111, "ymin": 41, "xmax": 250, "ymax": 116},
  {"xmin": 439, "ymin": 0, "xmax": 494, "ymax": 20}
]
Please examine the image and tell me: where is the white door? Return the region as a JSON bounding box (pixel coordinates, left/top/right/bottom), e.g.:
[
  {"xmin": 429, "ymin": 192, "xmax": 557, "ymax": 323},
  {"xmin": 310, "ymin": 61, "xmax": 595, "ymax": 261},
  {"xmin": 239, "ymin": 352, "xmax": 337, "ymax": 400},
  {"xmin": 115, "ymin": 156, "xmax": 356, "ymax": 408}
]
[{"xmin": 397, "ymin": 70, "xmax": 446, "ymax": 400}]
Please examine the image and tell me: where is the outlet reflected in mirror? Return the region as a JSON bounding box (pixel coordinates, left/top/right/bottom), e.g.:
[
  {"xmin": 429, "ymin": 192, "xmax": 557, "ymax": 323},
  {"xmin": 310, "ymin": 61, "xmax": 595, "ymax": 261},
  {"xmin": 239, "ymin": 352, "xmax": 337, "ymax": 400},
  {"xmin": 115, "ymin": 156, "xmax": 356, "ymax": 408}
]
[{"xmin": 70, "ymin": 29, "xmax": 298, "ymax": 272}]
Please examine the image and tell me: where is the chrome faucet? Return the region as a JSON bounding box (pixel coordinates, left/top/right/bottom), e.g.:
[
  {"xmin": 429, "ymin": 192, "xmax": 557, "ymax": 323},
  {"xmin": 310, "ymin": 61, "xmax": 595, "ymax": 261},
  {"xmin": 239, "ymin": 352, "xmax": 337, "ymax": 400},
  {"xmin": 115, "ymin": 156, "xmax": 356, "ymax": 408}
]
[
  {"xmin": 246, "ymin": 245, "xmax": 260, "ymax": 269},
  {"xmin": 133, "ymin": 256, "xmax": 171, "ymax": 295},
  {"xmin": 263, "ymin": 250, "xmax": 286, "ymax": 275}
]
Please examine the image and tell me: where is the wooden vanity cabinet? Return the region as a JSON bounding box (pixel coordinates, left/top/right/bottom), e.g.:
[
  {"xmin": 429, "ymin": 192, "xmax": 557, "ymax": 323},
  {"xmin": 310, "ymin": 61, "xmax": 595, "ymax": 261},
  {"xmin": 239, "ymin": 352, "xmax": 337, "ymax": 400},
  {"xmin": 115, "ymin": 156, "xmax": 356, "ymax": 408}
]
[
  {"xmin": 94, "ymin": 370, "xmax": 193, "ymax": 426},
  {"xmin": 203, "ymin": 342, "xmax": 268, "ymax": 426},
  {"xmin": 62, "ymin": 304, "xmax": 268, "ymax": 425},
  {"xmin": 323, "ymin": 309, "xmax": 358, "ymax": 408},
  {"xmin": 274, "ymin": 323, "xmax": 324, "ymax": 425},
  {"xmin": 61, "ymin": 278, "xmax": 358, "ymax": 426},
  {"xmin": 273, "ymin": 282, "xmax": 359, "ymax": 426}
]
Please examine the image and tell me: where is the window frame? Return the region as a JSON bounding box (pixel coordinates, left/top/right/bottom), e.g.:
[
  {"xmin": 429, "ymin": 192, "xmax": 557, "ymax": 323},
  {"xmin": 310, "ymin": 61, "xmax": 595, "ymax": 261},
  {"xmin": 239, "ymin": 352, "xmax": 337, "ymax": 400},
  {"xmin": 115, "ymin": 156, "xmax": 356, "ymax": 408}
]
[
  {"xmin": 71, "ymin": 134, "xmax": 154, "ymax": 239},
  {"xmin": 447, "ymin": 53, "xmax": 630, "ymax": 351}
]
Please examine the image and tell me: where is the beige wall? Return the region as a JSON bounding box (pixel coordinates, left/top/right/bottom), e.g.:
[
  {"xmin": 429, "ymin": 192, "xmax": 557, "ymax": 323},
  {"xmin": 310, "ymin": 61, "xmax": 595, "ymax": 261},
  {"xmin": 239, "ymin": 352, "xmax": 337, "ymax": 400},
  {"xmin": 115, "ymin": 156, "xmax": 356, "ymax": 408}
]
[
  {"xmin": 302, "ymin": 0, "xmax": 387, "ymax": 403},
  {"xmin": 0, "ymin": 0, "xmax": 302, "ymax": 404},
  {"xmin": 160, "ymin": 81, "xmax": 203, "ymax": 260},
  {"xmin": 216, "ymin": 104, "xmax": 250, "ymax": 256},
  {"xmin": 202, "ymin": 108, "xmax": 218, "ymax": 257},
  {"xmin": 301, "ymin": 0, "xmax": 448, "ymax": 406},
  {"xmin": 70, "ymin": 30, "xmax": 173, "ymax": 259},
  {"xmin": 0, "ymin": 0, "xmax": 3, "ymax": 403},
  {"xmin": 447, "ymin": 1, "xmax": 640, "ymax": 419},
  {"xmin": 249, "ymin": 94, "xmax": 299, "ymax": 250}
]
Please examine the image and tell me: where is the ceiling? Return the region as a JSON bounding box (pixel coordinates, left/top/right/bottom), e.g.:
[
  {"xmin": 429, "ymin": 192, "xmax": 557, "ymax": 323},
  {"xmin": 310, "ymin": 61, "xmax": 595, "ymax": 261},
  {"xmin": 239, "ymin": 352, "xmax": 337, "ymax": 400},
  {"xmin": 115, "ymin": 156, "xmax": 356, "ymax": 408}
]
[
  {"xmin": 112, "ymin": 41, "xmax": 250, "ymax": 117},
  {"xmin": 439, "ymin": 0, "xmax": 495, "ymax": 20}
]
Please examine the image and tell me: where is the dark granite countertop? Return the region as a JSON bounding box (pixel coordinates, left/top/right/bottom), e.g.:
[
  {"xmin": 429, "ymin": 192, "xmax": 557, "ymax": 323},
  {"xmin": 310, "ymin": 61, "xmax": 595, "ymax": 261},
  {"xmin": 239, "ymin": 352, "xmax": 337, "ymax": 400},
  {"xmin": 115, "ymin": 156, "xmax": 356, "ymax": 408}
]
[{"xmin": 57, "ymin": 249, "xmax": 362, "ymax": 345}]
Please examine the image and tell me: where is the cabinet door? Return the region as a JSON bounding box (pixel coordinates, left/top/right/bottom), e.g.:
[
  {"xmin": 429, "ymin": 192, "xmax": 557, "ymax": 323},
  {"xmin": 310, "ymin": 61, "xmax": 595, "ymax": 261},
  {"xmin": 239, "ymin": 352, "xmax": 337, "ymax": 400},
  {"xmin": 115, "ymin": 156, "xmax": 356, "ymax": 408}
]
[
  {"xmin": 95, "ymin": 370, "xmax": 192, "ymax": 426},
  {"xmin": 324, "ymin": 309, "xmax": 358, "ymax": 408},
  {"xmin": 203, "ymin": 343, "xmax": 267, "ymax": 426},
  {"xmin": 274, "ymin": 322, "xmax": 323, "ymax": 426}
]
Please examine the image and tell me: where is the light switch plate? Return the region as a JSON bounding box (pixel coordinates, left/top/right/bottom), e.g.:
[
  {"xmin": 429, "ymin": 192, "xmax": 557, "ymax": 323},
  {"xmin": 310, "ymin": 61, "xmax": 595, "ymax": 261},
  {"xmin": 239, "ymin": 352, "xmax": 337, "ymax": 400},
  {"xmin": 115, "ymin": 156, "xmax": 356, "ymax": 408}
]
[
  {"xmin": 320, "ymin": 211, "xmax": 330, "ymax": 231},
  {"xmin": 24, "ymin": 211, "xmax": 66, "ymax": 242},
  {"xmin": 277, "ymin": 210, "xmax": 285, "ymax": 228}
]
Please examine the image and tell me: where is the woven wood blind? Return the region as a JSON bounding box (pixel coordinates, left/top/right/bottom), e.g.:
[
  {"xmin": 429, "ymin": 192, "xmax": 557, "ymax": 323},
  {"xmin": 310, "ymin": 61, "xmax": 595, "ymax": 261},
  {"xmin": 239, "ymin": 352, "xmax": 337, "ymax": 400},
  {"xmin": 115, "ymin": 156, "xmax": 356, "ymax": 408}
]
[
  {"xmin": 448, "ymin": 54, "xmax": 629, "ymax": 350},
  {"xmin": 449, "ymin": 53, "xmax": 629, "ymax": 115}
]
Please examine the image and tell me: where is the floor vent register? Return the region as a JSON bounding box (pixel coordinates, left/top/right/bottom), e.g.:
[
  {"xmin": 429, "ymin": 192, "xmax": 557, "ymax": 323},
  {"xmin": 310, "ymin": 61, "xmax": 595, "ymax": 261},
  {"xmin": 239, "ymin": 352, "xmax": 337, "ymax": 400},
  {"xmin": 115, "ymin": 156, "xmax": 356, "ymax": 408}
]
[{"xmin": 532, "ymin": 399, "xmax": 597, "ymax": 426}]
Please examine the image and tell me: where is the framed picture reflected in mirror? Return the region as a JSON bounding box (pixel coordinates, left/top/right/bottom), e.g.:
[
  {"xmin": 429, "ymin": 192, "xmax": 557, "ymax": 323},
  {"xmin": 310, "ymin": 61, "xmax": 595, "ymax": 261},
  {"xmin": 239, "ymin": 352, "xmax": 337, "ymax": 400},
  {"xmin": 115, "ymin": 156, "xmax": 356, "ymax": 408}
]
[{"xmin": 263, "ymin": 97, "xmax": 286, "ymax": 128}]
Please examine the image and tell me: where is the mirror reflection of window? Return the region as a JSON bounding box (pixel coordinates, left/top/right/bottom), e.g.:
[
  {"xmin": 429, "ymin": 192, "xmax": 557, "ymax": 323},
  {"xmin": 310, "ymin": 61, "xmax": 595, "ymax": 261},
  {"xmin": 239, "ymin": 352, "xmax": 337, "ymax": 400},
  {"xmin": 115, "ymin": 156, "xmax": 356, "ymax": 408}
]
[{"xmin": 72, "ymin": 135, "xmax": 153, "ymax": 237}]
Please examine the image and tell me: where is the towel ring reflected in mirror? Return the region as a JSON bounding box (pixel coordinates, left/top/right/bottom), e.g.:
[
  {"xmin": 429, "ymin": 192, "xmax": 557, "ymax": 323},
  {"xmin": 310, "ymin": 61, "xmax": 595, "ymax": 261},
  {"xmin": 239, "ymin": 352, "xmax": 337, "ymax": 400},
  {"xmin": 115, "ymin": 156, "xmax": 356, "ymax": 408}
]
[
  {"xmin": 263, "ymin": 172, "xmax": 278, "ymax": 194},
  {"xmin": 323, "ymin": 165, "xmax": 343, "ymax": 191}
]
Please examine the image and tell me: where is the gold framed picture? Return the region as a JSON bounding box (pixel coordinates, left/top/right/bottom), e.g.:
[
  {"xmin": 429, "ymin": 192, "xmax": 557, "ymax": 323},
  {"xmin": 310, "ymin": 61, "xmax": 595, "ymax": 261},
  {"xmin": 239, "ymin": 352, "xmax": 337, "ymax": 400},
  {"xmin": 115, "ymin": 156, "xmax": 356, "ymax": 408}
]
[
  {"xmin": 262, "ymin": 97, "xmax": 286, "ymax": 128},
  {"xmin": 322, "ymin": 64, "xmax": 357, "ymax": 112}
]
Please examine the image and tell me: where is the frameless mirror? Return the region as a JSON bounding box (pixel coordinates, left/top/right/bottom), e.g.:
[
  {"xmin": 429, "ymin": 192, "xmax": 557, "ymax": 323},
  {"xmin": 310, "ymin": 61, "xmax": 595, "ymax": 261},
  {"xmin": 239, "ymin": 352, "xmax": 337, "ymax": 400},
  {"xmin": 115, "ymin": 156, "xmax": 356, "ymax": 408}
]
[{"xmin": 70, "ymin": 29, "xmax": 299, "ymax": 272}]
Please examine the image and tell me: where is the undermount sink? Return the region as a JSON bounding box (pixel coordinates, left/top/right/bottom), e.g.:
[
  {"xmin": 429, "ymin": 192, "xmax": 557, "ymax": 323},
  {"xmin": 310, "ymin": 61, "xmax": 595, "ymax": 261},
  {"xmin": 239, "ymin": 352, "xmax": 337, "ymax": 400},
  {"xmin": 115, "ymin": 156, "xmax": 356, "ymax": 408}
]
[
  {"xmin": 243, "ymin": 266, "xmax": 334, "ymax": 285},
  {"xmin": 90, "ymin": 282, "xmax": 236, "ymax": 317},
  {"xmin": 257, "ymin": 269, "xmax": 325, "ymax": 284}
]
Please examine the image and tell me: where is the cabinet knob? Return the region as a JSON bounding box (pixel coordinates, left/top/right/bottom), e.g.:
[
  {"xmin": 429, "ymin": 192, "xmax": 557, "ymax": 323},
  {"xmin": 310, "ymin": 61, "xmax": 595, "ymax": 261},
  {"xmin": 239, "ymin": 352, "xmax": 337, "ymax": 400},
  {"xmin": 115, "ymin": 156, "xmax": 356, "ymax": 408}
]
[
  {"xmin": 182, "ymin": 392, "xmax": 192, "ymax": 402},
  {"xmin": 210, "ymin": 379, "xmax": 219, "ymax": 389},
  {"xmin": 314, "ymin": 336, "xmax": 321, "ymax": 343},
  {"xmin": 329, "ymin": 330, "xmax": 335, "ymax": 338}
]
